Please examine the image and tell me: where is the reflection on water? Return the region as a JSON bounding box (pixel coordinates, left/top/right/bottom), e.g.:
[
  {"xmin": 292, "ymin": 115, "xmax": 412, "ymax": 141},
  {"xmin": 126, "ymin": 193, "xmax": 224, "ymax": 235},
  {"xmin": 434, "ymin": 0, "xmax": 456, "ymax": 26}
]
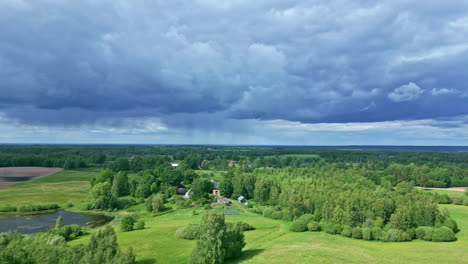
[{"xmin": 0, "ymin": 210, "xmax": 113, "ymax": 234}]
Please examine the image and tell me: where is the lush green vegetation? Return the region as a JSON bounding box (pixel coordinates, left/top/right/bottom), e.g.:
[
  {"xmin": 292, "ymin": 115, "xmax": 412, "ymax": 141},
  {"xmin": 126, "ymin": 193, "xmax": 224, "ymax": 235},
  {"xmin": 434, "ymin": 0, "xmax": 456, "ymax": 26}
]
[{"xmin": 1, "ymin": 145, "xmax": 468, "ymax": 263}]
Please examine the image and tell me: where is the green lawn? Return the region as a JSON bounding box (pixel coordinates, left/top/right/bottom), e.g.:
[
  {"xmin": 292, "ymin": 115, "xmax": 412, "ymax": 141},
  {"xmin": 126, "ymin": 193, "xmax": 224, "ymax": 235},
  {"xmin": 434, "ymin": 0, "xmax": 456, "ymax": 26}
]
[
  {"xmin": 0, "ymin": 168, "xmax": 97, "ymax": 206},
  {"xmin": 69, "ymin": 203, "xmax": 468, "ymax": 264}
]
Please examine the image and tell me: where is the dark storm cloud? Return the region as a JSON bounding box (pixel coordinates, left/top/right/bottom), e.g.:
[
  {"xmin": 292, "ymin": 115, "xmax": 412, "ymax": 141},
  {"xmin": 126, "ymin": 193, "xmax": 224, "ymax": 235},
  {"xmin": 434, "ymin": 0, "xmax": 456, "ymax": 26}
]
[{"xmin": 1, "ymin": 0, "xmax": 468, "ymax": 129}]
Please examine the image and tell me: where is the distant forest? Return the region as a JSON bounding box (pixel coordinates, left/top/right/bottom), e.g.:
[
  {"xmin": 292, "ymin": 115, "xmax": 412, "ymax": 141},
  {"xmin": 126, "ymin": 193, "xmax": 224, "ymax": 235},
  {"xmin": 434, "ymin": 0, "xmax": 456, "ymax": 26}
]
[{"xmin": 0, "ymin": 145, "xmax": 467, "ymax": 187}]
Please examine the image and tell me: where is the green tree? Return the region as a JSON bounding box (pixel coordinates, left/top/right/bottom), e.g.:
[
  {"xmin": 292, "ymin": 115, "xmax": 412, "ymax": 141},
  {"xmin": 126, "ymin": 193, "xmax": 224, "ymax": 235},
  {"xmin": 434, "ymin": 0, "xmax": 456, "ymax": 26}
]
[
  {"xmin": 90, "ymin": 182, "xmax": 116, "ymax": 210},
  {"xmin": 92, "ymin": 170, "xmax": 115, "ymax": 186},
  {"xmin": 85, "ymin": 225, "xmax": 135, "ymax": 264},
  {"xmin": 191, "ymin": 211, "xmax": 245, "ymax": 263},
  {"xmin": 191, "ymin": 211, "xmax": 226, "ymax": 264},
  {"xmin": 120, "ymin": 215, "xmax": 135, "ymax": 232},
  {"xmin": 112, "ymin": 158, "xmax": 130, "ymax": 172},
  {"xmin": 112, "ymin": 171, "xmax": 130, "ymax": 197},
  {"xmin": 149, "ymin": 193, "xmax": 165, "ymax": 214},
  {"xmin": 191, "ymin": 178, "xmax": 213, "ymax": 200}
]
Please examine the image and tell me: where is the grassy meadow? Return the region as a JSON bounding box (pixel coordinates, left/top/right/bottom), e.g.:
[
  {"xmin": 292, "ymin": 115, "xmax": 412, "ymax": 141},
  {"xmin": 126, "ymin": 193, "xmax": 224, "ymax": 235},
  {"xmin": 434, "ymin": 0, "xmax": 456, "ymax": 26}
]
[
  {"xmin": 0, "ymin": 168, "xmax": 97, "ymax": 206},
  {"xmin": 1, "ymin": 169, "xmax": 468, "ymax": 263}
]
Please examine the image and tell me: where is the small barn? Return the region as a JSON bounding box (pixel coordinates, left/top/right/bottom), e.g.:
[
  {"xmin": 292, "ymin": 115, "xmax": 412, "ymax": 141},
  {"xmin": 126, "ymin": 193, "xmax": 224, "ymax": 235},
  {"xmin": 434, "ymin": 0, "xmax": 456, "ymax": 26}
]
[
  {"xmin": 169, "ymin": 163, "xmax": 179, "ymax": 168},
  {"xmin": 213, "ymin": 189, "xmax": 220, "ymax": 197},
  {"xmin": 237, "ymin": 196, "xmax": 248, "ymax": 205}
]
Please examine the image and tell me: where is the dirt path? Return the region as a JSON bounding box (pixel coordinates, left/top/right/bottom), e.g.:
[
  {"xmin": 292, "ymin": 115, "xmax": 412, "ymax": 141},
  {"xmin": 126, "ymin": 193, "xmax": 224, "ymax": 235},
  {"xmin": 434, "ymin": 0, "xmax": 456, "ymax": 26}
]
[{"xmin": 0, "ymin": 167, "xmax": 63, "ymax": 190}]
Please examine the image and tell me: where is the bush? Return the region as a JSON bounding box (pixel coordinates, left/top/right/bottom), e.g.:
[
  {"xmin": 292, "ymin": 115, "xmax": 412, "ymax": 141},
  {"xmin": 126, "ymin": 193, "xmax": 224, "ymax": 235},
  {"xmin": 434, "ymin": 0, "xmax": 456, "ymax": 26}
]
[
  {"xmin": 0, "ymin": 204, "xmax": 17, "ymax": 212},
  {"xmin": 462, "ymin": 198, "xmax": 468, "ymax": 206},
  {"xmin": 49, "ymin": 224, "xmax": 85, "ymax": 241},
  {"xmin": 263, "ymin": 208, "xmax": 275, "ymax": 218},
  {"xmin": 116, "ymin": 197, "xmax": 137, "ymax": 209},
  {"xmin": 203, "ymin": 204, "xmax": 212, "ymax": 210},
  {"xmin": 321, "ymin": 222, "xmax": 342, "ymax": 235},
  {"xmin": 290, "ymin": 220, "xmax": 308, "ymax": 232},
  {"xmin": 371, "ymin": 227, "xmax": 383, "ymax": 240},
  {"xmin": 444, "ymin": 218, "xmax": 459, "ymax": 233},
  {"xmin": 134, "ymin": 220, "xmax": 145, "ymax": 230},
  {"xmin": 340, "ymin": 225, "xmax": 352, "ymax": 237},
  {"xmin": 120, "ymin": 215, "xmax": 135, "ymax": 232},
  {"xmin": 12, "ymin": 204, "xmax": 60, "ymax": 213},
  {"xmin": 233, "ymin": 221, "xmax": 255, "ymax": 231},
  {"xmin": 272, "ymin": 211, "xmax": 288, "ymax": 220},
  {"xmin": 415, "ymin": 226, "xmax": 431, "ymax": 240},
  {"xmin": 432, "ymin": 227, "xmax": 457, "ymax": 242},
  {"xmin": 438, "ymin": 194, "xmax": 452, "ymax": 204},
  {"xmin": 352, "ymin": 227, "xmax": 363, "ymax": 239},
  {"xmin": 362, "ymin": 228, "xmax": 372, "ymax": 240},
  {"xmin": 452, "ymin": 197, "xmax": 463, "ymax": 205},
  {"xmin": 298, "ymin": 214, "xmax": 315, "ymax": 225},
  {"xmin": 381, "ymin": 229, "xmax": 411, "ymax": 242},
  {"xmin": 175, "ymin": 224, "xmax": 200, "ymax": 240},
  {"xmin": 307, "ymin": 221, "xmax": 321, "ymax": 232}
]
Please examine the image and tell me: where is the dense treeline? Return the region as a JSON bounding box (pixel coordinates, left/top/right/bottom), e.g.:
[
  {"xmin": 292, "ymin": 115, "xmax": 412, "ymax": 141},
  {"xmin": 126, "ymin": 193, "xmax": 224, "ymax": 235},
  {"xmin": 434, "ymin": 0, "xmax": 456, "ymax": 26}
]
[
  {"xmin": 221, "ymin": 166, "xmax": 459, "ymax": 242},
  {"xmin": 2, "ymin": 144, "xmax": 467, "ymax": 169}
]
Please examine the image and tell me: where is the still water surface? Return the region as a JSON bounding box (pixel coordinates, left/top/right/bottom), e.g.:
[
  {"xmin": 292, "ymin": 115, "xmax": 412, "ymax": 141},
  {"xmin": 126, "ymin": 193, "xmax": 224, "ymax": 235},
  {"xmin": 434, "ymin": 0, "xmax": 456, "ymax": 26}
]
[{"xmin": 0, "ymin": 210, "xmax": 113, "ymax": 234}]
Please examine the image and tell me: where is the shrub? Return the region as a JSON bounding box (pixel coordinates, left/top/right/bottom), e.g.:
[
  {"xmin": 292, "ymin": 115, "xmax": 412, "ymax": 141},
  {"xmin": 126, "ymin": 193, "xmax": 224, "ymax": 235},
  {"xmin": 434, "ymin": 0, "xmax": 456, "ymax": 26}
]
[
  {"xmin": 438, "ymin": 194, "xmax": 452, "ymax": 204},
  {"xmin": 371, "ymin": 227, "xmax": 383, "ymax": 240},
  {"xmin": 444, "ymin": 218, "xmax": 459, "ymax": 233},
  {"xmin": 263, "ymin": 208, "xmax": 275, "ymax": 218},
  {"xmin": 233, "ymin": 221, "xmax": 255, "ymax": 231},
  {"xmin": 0, "ymin": 204, "xmax": 17, "ymax": 212},
  {"xmin": 120, "ymin": 215, "xmax": 135, "ymax": 232},
  {"xmin": 340, "ymin": 225, "xmax": 352, "ymax": 237},
  {"xmin": 352, "ymin": 227, "xmax": 363, "ymax": 239},
  {"xmin": 298, "ymin": 214, "xmax": 315, "ymax": 225},
  {"xmin": 134, "ymin": 220, "xmax": 145, "ymax": 230},
  {"xmin": 432, "ymin": 227, "xmax": 457, "ymax": 242},
  {"xmin": 452, "ymin": 197, "xmax": 463, "ymax": 205},
  {"xmin": 415, "ymin": 226, "xmax": 431, "ymax": 240},
  {"xmin": 203, "ymin": 204, "xmax": 212, "ymax": 210},
  {"xmin": 307, "ymin": 221, "xmax": 321, "ymax": 232},
  {"xmin": 272, "ymin": 211, "xmax": 287, "ymax": 220},
  {"xmin": 116, "ymin": 197, "xmax": 137, "ymax": 209},
  {"xmin": 362, "ymin": 228, "xmax": 372, "ymax": 240},
  {"xmin": 15, "ymin": 204, "xmax": 59, "ymax": 212},
  {"xmin": 462, "ymin": 198, "xmax": 468, "ymax": 206},
  {"xmin": 49, "ymin": 224, "xmax": 85, "ymax": 241},
  {"xmin": 290, "ymin": 220, "xmax": 308, "ymax": 232},
  {"xmin": 176, "ymin": 224, "xmax": 200, "ymax": 240},
  {"xmin": 381, "ymin": 229, "xmax": 411, "ymax": 242},
  {"xmin": 321, "ymin": 222, "xmax": 342, "ymax": 235}
]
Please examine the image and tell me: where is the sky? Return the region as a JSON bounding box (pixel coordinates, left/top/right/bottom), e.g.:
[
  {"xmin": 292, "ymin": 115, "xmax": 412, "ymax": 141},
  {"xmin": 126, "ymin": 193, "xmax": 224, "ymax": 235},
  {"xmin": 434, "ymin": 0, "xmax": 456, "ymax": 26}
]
[{"xmin": 1, "ymin": 0, "xmax": 468, "ymax": 145}]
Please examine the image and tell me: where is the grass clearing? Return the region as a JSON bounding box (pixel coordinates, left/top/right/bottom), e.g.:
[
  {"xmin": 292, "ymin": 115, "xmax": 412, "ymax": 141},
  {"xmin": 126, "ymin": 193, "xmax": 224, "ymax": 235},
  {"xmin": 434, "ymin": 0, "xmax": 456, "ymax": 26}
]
[
  {"xmin": 0, "ymin": 168, "xmax": 98, "ymax": 206},
  {"xmin": 71, "ymin": 203, "xmax": 468, "ymax": 264}
]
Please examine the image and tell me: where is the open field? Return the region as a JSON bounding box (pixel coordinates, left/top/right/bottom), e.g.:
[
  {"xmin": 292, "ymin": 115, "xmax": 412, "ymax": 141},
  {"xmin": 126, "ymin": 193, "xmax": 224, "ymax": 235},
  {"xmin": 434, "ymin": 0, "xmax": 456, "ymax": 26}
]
[
  {"xmin": 0, "ymin": 167, "xmax": 63, "ymax": 177},
  {"xmin": 0, "ymin": 168, "xmax": 97, "ymax": 206},
  {"xmin": 0, "ymin": 167, "xmax": 63, "ymax": 190},
  {"xmin": 423, "ymin": 187, "xmax": 467, "ymax": 192},
  {"xmin": 70, "ymin": 203, "xmax": 468, "ymax": 264},
  {"xmin": 2, "ymin": 169, "xmax": 468, "ymax": 264}
]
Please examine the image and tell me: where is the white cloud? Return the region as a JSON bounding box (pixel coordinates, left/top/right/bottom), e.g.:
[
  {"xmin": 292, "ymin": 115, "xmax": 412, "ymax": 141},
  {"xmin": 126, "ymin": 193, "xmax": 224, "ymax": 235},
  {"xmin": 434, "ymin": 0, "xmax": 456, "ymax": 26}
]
[
  {"xmin": 431, "ymin": 88, "xmax": 456, "ymax": 96},
  {"xmin": 388, "ymin": 82, "xmax": 424, "ymax": 102}
]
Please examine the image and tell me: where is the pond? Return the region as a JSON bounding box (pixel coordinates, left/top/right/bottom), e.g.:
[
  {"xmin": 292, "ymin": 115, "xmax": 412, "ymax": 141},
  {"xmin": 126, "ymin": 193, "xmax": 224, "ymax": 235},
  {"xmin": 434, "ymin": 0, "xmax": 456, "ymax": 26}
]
[{"xmin": 0, "ymin": 210, "xmax": 113, "ymax": 234}]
